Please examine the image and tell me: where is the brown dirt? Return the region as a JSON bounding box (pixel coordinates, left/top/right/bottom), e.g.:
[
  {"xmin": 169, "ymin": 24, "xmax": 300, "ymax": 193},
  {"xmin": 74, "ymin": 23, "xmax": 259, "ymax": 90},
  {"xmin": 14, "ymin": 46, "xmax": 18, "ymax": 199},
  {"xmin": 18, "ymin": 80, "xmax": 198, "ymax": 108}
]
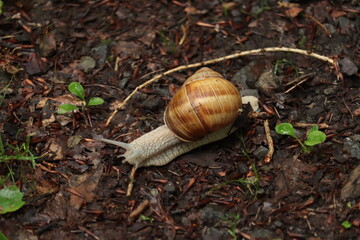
[{"xmin": 0, "ymin": 0, "xmax": 359, "ymax": 239}]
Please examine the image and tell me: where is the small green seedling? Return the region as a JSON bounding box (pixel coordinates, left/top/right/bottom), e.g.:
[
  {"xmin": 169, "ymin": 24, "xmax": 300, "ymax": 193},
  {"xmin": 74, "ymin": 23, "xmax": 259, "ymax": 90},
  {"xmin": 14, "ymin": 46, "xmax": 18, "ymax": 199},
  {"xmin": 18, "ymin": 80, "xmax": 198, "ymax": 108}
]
[
  {"xmin": 58, "ymin": 82, "xmax": 104, "ymax": 114},
  {"xmin": 274, "ymin": 59, "xmax": 299, "ymax": 77},
  {"xmin": 0, "ymin": 135, "xmax": 39, "ymax": 183},
  {"xmin": 220, "ymin": 213, "xmax": 241, "ymax": 240},
  {"xmin": 0, "ymin": 134, "xmax": 39, "ymax": 214},
  {"xmin": 341, "ymin": 220, "xmax": 352, "ymax": 229},
  {"xmin": 0, "ymin": 185, "xmax": 25, "ymax": 214},
  {"xmin": 140, "ymin": 215, "xmax": 154, "ymax": 223},
  {"xmin": 275, "ymin": 123, "xmax": 326, "ymax": 153},
  {"xmin": 58, "ymin": 82, "xmax": 104, "ymax": 126}
]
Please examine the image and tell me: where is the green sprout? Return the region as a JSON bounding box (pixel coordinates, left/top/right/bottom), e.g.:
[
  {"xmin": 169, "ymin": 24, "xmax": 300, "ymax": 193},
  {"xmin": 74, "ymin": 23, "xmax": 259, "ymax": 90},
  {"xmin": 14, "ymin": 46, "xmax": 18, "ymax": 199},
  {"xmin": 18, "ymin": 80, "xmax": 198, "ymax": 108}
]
[
  {"xmin": 57, "ymin": 82, "xmax": 104, "ymax": 126},
  {"xmin": 0, "ymin": 134, "xmax": 39, "ymax": 214},
  {"xmin": 239, "ymin": 1, "xmax": 270, "ymax": 18},
  {"xmin": 156, "ymin": 30, "xmax": 177, "ymax": 54},
  {"xmin": 274, "ymin": 59, "xmax": 299, "ymax": 77},
  {"xmin": 0, "ymin": 82, "xmax": 11, "ymax": 107},
  {"xmin": 0, "ymin": 135, "xmax": 39, "ymax": 182},
  {"xmin": 58, "ymin": 82, "xmax": 104, "ymax": 113},
  {"xmin": 140, "ymin": 215, "xmax": 154, "ymax": 223},
  {"xmin": 341, "ymin": 220, "xmax": 352, "ymax": 229},
  {"xmin": 275, "ymin": 123, "xmax": 326, "ymax": 153},
  {"xmin": 220, "ymin": 213, "xmax": 241, "ymax": 240}
]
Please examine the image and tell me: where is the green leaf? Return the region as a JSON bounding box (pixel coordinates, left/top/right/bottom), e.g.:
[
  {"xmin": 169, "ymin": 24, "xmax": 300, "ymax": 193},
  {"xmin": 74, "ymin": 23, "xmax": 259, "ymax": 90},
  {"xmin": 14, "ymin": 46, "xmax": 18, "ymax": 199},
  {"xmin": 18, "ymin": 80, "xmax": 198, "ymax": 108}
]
[
  {"xmin": 0, "ymin": 231, "xmax": 9, "ymax": 240},
  {"xmin": 308, "ymin": 124, "xmax": 319, "ymax": 134},
  {"xmin": 0, "ymin": 1, "xmax": 3, "ymax": 15},
  {"xmin": 0, "ymin": 186, "xmax": 25, "ymax": 214},
  {"xmin": 275, "ymin": 123, "xmax": 296, "ymax": 138},
  {"xmin": 304, "ymin": 130, "xmax": 326, "ymax": 146},
  {"xmin": 57, "ymin": 104, "xmax": 78, "ymax": 114},
  {"xmin": 140, "ymin": 215, "xmax": 154, "ymax": 223},
  {"xmin": 341, "ymin": 220, "xmax": 352, "ymax": 229},
  {"xmin": 0, "ymin": 135, "xmax": 4, "ymax": 155},
  {"xmin": 87, "ymin": 97, "xmax": 104, "ymax": 106},
  {"xmin": 68, "ymin": 82, "xmax": 85, "ymax": 101}
]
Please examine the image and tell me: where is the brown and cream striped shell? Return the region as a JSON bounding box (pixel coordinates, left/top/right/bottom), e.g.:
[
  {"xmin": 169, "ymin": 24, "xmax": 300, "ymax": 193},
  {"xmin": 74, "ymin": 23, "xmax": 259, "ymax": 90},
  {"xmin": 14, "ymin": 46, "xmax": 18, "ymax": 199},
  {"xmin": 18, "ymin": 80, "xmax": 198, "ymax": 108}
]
[{"xmin": 164, "ymin": 67, "xmax": 242, "ymax": 142}]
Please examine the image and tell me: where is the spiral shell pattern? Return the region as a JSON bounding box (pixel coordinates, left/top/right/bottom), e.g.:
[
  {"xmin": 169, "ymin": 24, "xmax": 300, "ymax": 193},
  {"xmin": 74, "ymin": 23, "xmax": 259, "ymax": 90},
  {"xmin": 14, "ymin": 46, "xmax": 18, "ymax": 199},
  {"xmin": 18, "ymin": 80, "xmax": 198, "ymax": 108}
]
[{"xmin": 164, "ymin": 67, "xmax": 242, "ymax": 142}]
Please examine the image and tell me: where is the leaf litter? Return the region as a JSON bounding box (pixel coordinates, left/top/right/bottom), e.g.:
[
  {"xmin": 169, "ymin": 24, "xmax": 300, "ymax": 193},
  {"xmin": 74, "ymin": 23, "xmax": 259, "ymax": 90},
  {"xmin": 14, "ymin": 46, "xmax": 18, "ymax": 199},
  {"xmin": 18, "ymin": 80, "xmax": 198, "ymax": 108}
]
[{"xmin": 0, "ymin": 0, "xmax": 359, "ymax": 239}]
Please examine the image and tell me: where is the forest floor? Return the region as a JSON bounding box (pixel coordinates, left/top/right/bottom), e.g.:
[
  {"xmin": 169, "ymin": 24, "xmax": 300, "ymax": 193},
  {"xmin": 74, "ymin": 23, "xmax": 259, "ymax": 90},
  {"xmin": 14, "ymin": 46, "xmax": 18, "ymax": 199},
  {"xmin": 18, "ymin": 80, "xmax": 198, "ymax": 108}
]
[{"xmin": 0, "ymin": 0, "xmax": 360, "ymax": 239}]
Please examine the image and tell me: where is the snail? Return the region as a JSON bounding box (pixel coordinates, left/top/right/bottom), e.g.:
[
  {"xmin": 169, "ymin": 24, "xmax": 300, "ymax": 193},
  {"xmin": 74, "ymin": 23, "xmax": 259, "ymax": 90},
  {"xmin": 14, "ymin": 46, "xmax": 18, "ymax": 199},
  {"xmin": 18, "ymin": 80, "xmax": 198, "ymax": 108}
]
[{"xmin": 99, "ymin": 67, "xmax": 258, "ymax": 169}]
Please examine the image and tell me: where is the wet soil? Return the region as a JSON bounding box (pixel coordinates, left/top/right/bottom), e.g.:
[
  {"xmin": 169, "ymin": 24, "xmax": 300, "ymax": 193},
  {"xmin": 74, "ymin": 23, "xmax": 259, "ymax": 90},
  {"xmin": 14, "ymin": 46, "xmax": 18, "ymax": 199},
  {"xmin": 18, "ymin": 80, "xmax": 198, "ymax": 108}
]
[{"xmin": 0, "ymin": 0, "xmax": 360, "ymax": 239}]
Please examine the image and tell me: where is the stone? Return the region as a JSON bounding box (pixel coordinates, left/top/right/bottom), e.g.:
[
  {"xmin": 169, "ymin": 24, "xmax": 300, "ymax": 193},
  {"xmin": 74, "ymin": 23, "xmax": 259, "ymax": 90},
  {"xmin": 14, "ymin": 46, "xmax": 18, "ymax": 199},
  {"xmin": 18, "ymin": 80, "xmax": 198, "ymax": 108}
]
[
  {"xmin": 343, "ymin": 135, "xmax": 360, "ymax": 159},
  {"xmin": 202, "ymin": 227, "xmax": 227, "ymax": 240},
  {"xmin": 232, "ymin": 64, "xmax": 257, "ymax": 88},
  {"xmin": 163, "ymin": 182, "xmax": 176, "ymax": 193},
  {"xmin": 255, "ymin": 70, "xmax": 279, "ymax": 96},
  {"xmin": 253, "ymin": 146, "xmax": 269, "ymax": 160},
  {"xmin": 341, "ymin": 164, "xmax": 360, "ymax": 199}
]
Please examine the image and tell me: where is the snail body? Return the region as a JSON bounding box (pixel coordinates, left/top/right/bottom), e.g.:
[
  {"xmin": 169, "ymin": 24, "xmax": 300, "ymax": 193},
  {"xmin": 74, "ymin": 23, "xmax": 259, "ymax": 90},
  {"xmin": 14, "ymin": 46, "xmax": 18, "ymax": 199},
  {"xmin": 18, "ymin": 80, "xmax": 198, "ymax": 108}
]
[
  {"xmin": 99, "ymin": 123, "xmax": 235, "ymax": 169},
  {"xmin": 100, "ymin": 67, "xmax": 255, "ymax": 169}
]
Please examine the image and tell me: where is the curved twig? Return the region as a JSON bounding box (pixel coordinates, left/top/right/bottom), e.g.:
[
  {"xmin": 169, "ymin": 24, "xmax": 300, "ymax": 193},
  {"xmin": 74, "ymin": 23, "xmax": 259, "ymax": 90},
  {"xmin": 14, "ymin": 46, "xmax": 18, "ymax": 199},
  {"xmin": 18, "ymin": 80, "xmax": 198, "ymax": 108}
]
[{"xmin": 106, "ymin": 47, "xmax": 338, "ymax": 126}]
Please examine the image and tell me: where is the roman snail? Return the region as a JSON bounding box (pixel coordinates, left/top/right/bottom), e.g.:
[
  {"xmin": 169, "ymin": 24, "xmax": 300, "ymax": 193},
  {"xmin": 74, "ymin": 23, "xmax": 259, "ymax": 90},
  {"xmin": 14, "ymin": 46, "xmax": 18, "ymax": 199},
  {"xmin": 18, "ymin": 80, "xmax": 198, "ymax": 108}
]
[{"xmin": 98, "ymin": 67, "xmax": 259, "ymax": 169}]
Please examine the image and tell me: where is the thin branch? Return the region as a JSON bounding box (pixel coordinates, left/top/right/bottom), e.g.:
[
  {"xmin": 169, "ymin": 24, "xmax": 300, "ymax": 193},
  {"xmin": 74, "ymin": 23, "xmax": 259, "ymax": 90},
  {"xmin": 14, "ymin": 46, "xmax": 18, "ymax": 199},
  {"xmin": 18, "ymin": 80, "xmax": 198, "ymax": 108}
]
[
  {"xmin": 292, "ymin": 122, "xmax": 329, "ymax": 129},
  {"xmin": 106, "ymin": 47, "xmax": 338, "ymax": 126},
  {"xmin": 126, "ymin": 166, "xmax": 136, "ymax": 196},
  {"xmin": 264, "ymin": 119, "xmax": 274, "ymax": 163}
]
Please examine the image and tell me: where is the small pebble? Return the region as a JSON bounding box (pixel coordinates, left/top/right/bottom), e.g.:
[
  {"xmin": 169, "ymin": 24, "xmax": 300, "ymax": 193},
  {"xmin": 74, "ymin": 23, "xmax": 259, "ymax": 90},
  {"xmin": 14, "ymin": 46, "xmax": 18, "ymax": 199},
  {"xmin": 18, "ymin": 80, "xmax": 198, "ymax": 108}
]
[{"xmin": 163, "ymin": 182, "xmax": 176, "ymax": 193}]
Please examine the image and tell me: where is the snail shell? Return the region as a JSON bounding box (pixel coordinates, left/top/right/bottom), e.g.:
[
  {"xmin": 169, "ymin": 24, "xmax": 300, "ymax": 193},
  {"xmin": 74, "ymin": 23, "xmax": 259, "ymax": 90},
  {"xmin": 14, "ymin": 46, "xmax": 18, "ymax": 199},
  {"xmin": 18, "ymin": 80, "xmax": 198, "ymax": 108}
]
[{"xmin": 164, "ymin": 67, "xmax": 242, "ymax": 142}]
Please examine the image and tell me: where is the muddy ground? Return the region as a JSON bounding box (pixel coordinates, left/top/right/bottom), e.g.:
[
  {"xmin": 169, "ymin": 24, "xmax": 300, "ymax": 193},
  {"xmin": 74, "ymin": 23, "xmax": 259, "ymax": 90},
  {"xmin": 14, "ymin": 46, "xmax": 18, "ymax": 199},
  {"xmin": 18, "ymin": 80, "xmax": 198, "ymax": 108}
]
[{"xmin": 0, "ymin": 0, "xmax": 360, "ymax": 239}]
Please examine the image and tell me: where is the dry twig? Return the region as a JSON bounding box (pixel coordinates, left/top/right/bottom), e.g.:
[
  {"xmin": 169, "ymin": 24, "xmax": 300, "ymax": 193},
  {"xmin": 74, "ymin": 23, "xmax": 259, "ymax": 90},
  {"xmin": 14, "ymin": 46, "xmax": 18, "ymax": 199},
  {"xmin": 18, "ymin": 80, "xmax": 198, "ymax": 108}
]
[
  {"xmin": 292, "ymin": 122, "xmax": 329, "ymax": 129},
  {"xmin": 264, "ymin": 120, "xmax": 274, "ymax": 163},
  {"xmin": 304, "ymin": 14, "xmax": 332, "ymax": 37},
  {"xmin": 106, "ymin": 47, "xmax": 337, "ymax": 126},
  {"xmin": 126, "ymin": 166, "xmax": 137, "ymax": 196},
  {"xmin": 128, "ymin": 199, "xmax": 150, "ymax": 223}
]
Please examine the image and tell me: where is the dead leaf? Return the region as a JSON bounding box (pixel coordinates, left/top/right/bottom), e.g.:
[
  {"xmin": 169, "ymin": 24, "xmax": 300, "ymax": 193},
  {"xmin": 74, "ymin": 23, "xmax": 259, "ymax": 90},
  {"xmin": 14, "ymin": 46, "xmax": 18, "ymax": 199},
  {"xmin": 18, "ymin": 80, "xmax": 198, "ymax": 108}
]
[
  {"xmin": 50, "ymin": 94, "xmax": 84, "ymax": 106},
  {"xmin": 184, "ymin": 6, "xmax": 207, "ymax": 15},
  {"xmin": 36, "ymin": 97, "xmax": 49, "ymax": 108},
  {"xmin": 354, "ymin": 108, "xmax": 360, "ymax": 117},
  {"xmin": 248, "ymin": 20, "xmax": 257, "ymax": 28},
  {"xmin": 56, "ymin": 115, "xmax": 73, "ymax": 126},
  {"xmin": 278, "ymin": 2, "xmax": 300, "ymax": 8},
  {"xmin": 273, "ymin": 171, "xmax": 290, "ymax": 200},
  {"xmin": 40, "ymin": 31, "xmax": 57, "ymax": 57},
  {"xmin": 285, "ymin": 7, "xmax": 303, "ymax": 18},
  {"xmin": 36, "ymin": 178, "xmax": 59, "ymax": 195},
  {"xmin": 25, "ymin": 52, "xmax": 48, "ymax": 75},
  {"xmin": 331, "ymin": 10, "xmax": 347, "ymax": 20},
  {"xmin": 222, "ymin": 2, "xmax": 237, "ymax": 11},
  {"xmin": 78, "ymin": 56, "xmax": 96, "ymax": 72},
  {"xmin": 69, "ymin": 163, "xmax": 104, "ymax": 209},
  {"xmin": 47, "ymin": 138, "xmax": 66, "ymax": 160},
  {"xmin": 113, "ymin": 41, "xmax": 142, "ymax": 58},
  {"xmin": 41, "ymin": 114, "xmax": 56, "ymax": 127},
  {"xmin": 341, "ymin": 164, "xmax": 360, "ymax": 199},
  {"xmin": 67, "ymin": 135, "xmax": 83, "ymax": 148}
]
